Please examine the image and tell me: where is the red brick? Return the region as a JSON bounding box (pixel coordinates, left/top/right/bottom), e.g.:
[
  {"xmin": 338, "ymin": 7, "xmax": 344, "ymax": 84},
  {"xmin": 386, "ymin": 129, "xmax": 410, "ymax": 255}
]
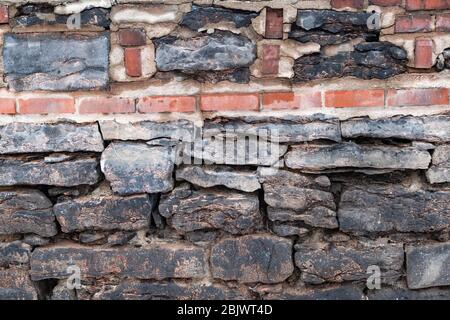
[
  {"xmin": 261, "ymin": 44, "xmax": 280, "ymax": 75},
  {"xmin": 262, "ymin": 92, "xmax": 322, "ymax": 110},
  {"xmin": 265, "ymin": 8, "xmax": 283, "ymax": 39},
  {"xmin": 395, "ymin": 14, "xmax": 433, "ymax": 33},
  {"xmin": 124, "ymin": 48, "xmax": 142, "ymax": 77},
  {"xmin": 200, "ymin": 94, "xmax": 259, "ymax": 111},
  {"xmin": 331, "ymin": 0, "xmax": 365, "ymax": 9},
  {"xmin": 78, "ymin": 97, "xmax": 135, "ymax": 114},
  {"xmin": 0, "ymin": 98, "xmax": 16, "ymax": 114},
  {"xmin": 436, "ymin": 14, "xmax": 450, "ymax": 32},
  {"xmin": 325, "ymin": 89, "xmax": 385, "ymax": 108},
  {"xmin": 18, "ymin": 98, "xmax": 75, "ymax": 114},
  {"xmin": 414, "ymin": 38, "xmax": 434, "ymax": 69},
  {"xmin": 406, "ymin": 0, "xmax": 450, "ymax": 10},
  {"xmin": 369, "ymin": 0, "xmax": 402, "ymax": 5},
  {"xmin": 0, "ymin": 5, "xmax": 8, "ymax": 24},
  {"xmin": 387, "ymin": 88, "xmax": 449, "ymax": 107},
  {"xmin": 138, "ymin": 96, "xmax": 196, "ymax": 113},
  {"xmin": 118, "ymin": 29, "xmax": 146, "ymax": 47}
]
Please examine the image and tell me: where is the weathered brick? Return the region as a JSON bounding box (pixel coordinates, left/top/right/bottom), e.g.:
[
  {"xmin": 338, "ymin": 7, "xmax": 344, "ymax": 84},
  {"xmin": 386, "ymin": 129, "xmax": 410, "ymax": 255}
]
[
  {"xmin": 414, "ymin": 38, "xmax": 434, "ymax": 69},
  {"xmin": 211, "ymin": 235, "xmax": 293, "ymax": 284},
  {"xmin": 395, "ymin": 14, "xmax": 433, "ymax": 33},
  {"xmin": 406, "ymin": 0, "xmax": 450, "ymax": 10},
  {"xmin": 331, "ymin": 0, "xmax": 365, "ymax": 9},
  {"xmin": 436, "ymin": 14, "xmax": 450, "ymax": 32},
  {"xmin": 0, "ymin": 5, "xmax": 8, "ymax": 24},
  {"xmin": 200, "ymin": 94, "xmax": 259, "ymax": 111},
  {"xmin": 325, "ymin": 90, "xmax": 385, "ymax": 108},
  {"xmin": 386, "ymin": 88, "xmax": 449, "ymax": 106},
  {"xmin": 406, "ymin": 243, "xmax": 450, "ymax": 289},
  {"xmin": 369, "ymin": 0, "xmax": 402, "ymax": 5},
  {"xmin": 124, "ymin": 47, "xmax": 142, "ymax": 77},
  {"xmin": 265, "ymin": 8, "xmax": 283, "ymax": 39},
  {"xmin": 18, "ymin": 97, "xmax": 75, "ymax": 115},
  {"xmin": 137, "ymin": 96, "xmax": 196, "ymax": 113},
  {"xmin": 118, "ymin": 29, "xmax": 146, "ymax": 47},
  {"xmin": 0, "ymin": 98, "xmax": 16, "ymax": 114},
  {"xmin": 261, "ymin": 44, "xmax": 280, "ymax": 75},
  {"xmin": 78, "ymin": 97, "xmax": 135, "ymax": 114},
  {"xmin": 262, "ymin": 92, "xmax": 322, "ymax": 109},
  {"xmin": 30, "ymin": 244, "xmax": 208, "ymax": 281}
]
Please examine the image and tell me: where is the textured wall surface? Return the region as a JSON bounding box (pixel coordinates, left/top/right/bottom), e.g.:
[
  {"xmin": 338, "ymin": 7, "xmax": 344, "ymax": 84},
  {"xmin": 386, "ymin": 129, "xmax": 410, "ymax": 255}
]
[{"xmin": 0, "ymin": 0, "xmax": 450, "ymax": 300}]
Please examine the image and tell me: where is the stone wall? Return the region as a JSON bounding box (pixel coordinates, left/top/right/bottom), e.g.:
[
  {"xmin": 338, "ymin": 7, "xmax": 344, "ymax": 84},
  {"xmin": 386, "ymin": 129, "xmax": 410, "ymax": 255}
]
[{"xmin": 0, "ymin": 0, "xmax": 450, "ymax": 300}]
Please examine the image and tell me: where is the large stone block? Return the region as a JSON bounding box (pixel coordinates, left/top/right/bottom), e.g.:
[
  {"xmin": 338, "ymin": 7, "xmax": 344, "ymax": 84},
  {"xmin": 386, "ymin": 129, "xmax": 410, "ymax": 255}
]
[
  {"xmin": 159, "ymin": 184, "xmax": 262, "ymax": 235},
  {"xmin": 427, "ymin": 145, "xmax": 450, "ymax": 184},
  {"xmin": 295, "ymin": 241, "xmax": 404, "ymax": 284},
  {"xmin": 406, "ymin": 243, "xmax": 450, "ymax": 289},
  {"xmin": 30, "ymin": 244, "xmax": 208, "ymax": 281},
  {"xmin": 338, "ymin": 184, "xmax": 450, "ymax": 234},
  {"xmin": 100, "ymin": 142, "xmax": 174, "ymax": 195},
  {"xmin": 54, "ymin": 194, "xmax": 155, "ymax": 233},
  {"xmin": 0, "ymin": 241, "xmax": 31, "ymax": 267},
  {"xmin": 0, "ymin": 122, "xmax": 104, "ymax": 154},
  {"xmin": 210, "ymin": 235, "xmax": 293, "ymax": 284},
  {"xmin": 3, "ymin": 32, "xmax": 109, "ymax": 91},
  {"xmin": 0, "ymin": 267, "xmax": 38, "ymax": 300},
  {"xmin": 264, "ymin": 285, "xmax": 365, "ymax": 300},
  {"xmin": 285, "ymin": 142, "xmax": 431, "ymax": 171},
  {"xmin": 0, "ymin": 189, "xmax": 57, "ymax": 237}
]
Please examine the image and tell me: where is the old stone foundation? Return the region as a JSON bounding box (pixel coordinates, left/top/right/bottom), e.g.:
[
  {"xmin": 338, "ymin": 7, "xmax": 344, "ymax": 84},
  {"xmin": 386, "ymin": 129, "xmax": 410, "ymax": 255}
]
[{"xmin": 0, "ymin": 0, "xmax": 449, "ymax": 300}]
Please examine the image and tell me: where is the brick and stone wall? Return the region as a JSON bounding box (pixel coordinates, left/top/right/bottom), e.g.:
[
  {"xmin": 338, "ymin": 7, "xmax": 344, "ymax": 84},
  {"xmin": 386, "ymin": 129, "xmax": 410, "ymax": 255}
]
[{"xmin": 0, "ymin": 0, "xmax": 450, "ymax": 300}]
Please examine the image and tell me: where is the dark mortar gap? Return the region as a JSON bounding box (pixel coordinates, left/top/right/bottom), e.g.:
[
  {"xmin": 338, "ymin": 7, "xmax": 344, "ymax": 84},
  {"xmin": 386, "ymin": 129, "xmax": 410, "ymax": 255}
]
[{"xmin": 33, "ymin": 278, "xmax": 58, "ymax": 300}]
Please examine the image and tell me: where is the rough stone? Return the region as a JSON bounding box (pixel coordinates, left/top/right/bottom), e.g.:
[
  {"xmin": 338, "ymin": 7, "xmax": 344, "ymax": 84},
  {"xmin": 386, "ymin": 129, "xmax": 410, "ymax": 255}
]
[
  {"xmin": 3, "ymin": 32, "xmax": 109, "ymax": 91},
  {"xmin": 368, "ymin": 283, "xmax": 450, "ymax": 300},
  {"xmin": 339, "ymin": 184, "xmax": 450, "ymax": 235},
  {"xmin": 285, "ymin": 142, "xmax": 431, "ymax": 171},
  {"xmin": 181, "ymin": 5, "xmax": 257, "ymax": 31},
  {"xmin": 427, "ymin": 145, "xmax": 450, "ymax": 184},
  {"xmin": 111, "ymin": 4, "xmax": 183, "ymax": 24},
  {"xmin": 176, "ymin": 165, "xmax": 260, "ymax": 192},
  {"xmin": 30, "ymin": 244, "xmax": 208, "ymax": 281},
  {"xmin": 0, "ymin": 156, "xmax": 100, "ymax": 187},
  {"xmin": 159, "ymin": 184, "xmax": 262, "ymax": 235},
  {"xmin": 0, "ymin": 267, "xmax": 38, "ymax": 300},
  {"xmin": 265, "ymin": 284, "xmax": 364, "ymax": 300},
  {"xmin": 54, "ymin": 194, "xmax": 155, "ymax": 233},
  {"xmin": 0, "ymin": 122, "xmax": 104, "ymax": 154},
  {"xmin": 295, "ymin": 241, "xmax": 404, "ymax": 284},
  {"xmin": 100, "ymin": 142, "xmax": 174, "ymax": 195},
  {"xmin": 155, "ymin": 31, "xmax": 256, "ymax": 72},
  {"xmin": 406, "ymin": 243, "xmax": 450, "ymax": 289},
  {"xmin": 93, "ymin": 280, "xmax": 252, "ymax": 300},
  {"xmin": 0, "ymin": 190, "xmax": 57, "ymax": 237},
  {"xmin": 341, "ymin": 115, "xmax": 450, "ymax": 143},
  {"xmin": 0, "ymin": 241, "xmax": 31, "ymax": 267},
  {"xmin": 211, "ymin": 235, "xmax": 294, "ymax": 284}
]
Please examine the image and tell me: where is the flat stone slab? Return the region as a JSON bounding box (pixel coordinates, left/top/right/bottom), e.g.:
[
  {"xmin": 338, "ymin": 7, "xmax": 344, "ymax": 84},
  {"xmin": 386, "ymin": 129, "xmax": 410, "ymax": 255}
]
[
  {"xmin": 426, "ymin": 145, "xmax": 450, "ymax": 184},
  {"xmin": 264, "ymin": 284, "xmax": 365, "ymax": 300},
  {"xmin": 406, "ymin": 243, "xmax": 450, "ymax": 289},
  {"xmin": 3, "ymin": 32, "xmax": 109, "ymax": 91},
  {"xmin": 0, "ymin": 122, "xmax": 104, "ymax": 154}
]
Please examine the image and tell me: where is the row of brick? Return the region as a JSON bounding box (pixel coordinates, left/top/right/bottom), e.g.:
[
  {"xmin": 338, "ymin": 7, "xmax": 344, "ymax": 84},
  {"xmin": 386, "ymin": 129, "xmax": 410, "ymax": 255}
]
[
  {"xmin": 396, "ymin": 13, "xmax": 450, "ymax": 33},
  {"xmin": 333, "ymin": 0, "xmax": 450, "ymax": 10},
  {"xmin": 0, "ymin": 88, "xmax": 447, "ymax": 114}
]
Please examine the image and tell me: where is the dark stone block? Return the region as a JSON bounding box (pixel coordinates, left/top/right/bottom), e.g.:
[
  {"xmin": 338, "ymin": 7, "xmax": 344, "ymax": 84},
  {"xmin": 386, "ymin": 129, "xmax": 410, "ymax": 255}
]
[
  {"xmin": 265, "ymin": 284, "xmax": 365, "ymax": 300},
  {"xmin": 0, "ymin": 241, "xmax": 31, "ymax": 267}
]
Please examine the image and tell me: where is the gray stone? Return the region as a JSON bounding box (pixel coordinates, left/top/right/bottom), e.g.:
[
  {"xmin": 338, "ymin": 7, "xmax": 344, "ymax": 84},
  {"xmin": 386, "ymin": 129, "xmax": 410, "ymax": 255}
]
[
  {"xmin": 99, "ymin": 120, "xmax": 195, "ymax": 142},
  {"xmin": 406, "ymin": 243, "xmax": 450, "ymax": 289},
  {"xmin": 54, "ymin": 194, "xmax": 154, "ymax": 233},
  {"xmin": 272, "ymin": 224, "xmax": 309, "ymax": 237},
  {"xmin": 3, "ymin": 32, "xmax": 109, "ymax": 91},
  {"xmin": 100, "ymin": 142, "xmax": 174, "ymax": 195},
  {"xmin": 427, "ymin": 145, "xmax": 450, "ymax": 184},
  {"xmin": 93, "ymin": 280, "xmax": 252, "ymax": 300},
  {"xmin": 30, "ymin": 243, "xmax": 208, "ymax": 281},
  {"xmin": 159, "ymin": 184, "xmax": 262, "ymax": 235},
  {"xmin": 341, "ymin": 115, "xmax": 450, "ymax": 143},
  {"xmin": 368, "ymin": 283, "xmax": 450, "ymax": 300},
  {"xmin": 285, "ymin": 142, "xmax": 431, "ymax": 171},
  {"xmin": 0, "ymin": 122, "xmax": 104, "ymax": 154},
  {"xmin": 51, "ymin": 281, "xmax": 77, "ymax": 300},
  {"xmin": 264, "ymin": 284, "xmax": 364, "ymax": 300},
  {"xmin": 338, "ymin": 184, "xmax": 450, "ymax": 235},
  {"xmin": 155, "ymin": 31, "xmax": 256, "ymax": 72},
  {"xmin": 203, "ymin": 115, "xmax": 342, "ymax": 143},
  {"xmin": 211, "ymin": 235, "xmax": 294, "ymax": 284},
  {"xmin": 0, "ymin": 241, "xmax": 31, "ymax": 267},
  {"xmin": 0, "ymin": 267, "xmax": 38, "ymax": 300},
  {"xmin": 295, "ymin": 241, "xmax": 404, "ymax": 284},
  {"xmin": 0, "ymin": 156, "xmax": 100, "ymax": 187},
  {"xmin": 176, "ymin": 165, "xmax": 260, "ymax": 192},
  {"xmin": 0, "ymin": 189, "xmax": 57, "ymax": 237}
]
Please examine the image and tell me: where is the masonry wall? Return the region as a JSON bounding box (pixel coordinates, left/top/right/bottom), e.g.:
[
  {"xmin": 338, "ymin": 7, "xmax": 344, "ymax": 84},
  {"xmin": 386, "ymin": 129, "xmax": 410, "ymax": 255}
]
[{"xmin": 0, "ymin": 0, "xmax": 450, "ymax": 300}]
